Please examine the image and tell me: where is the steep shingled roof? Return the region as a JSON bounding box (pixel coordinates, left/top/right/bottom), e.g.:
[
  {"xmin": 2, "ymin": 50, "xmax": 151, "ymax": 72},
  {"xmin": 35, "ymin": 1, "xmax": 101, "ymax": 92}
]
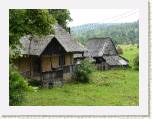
[
  {"xmin": 84, "ymin": 37, "xmax": 118, "ymax": 57},
  {"xmin": 20, "ymin": 24, "xmax": 85, "ymax": 56},
  {"xmin": 103, "ymin": 56, "xmax": 128, "ymax": 66},
  {"xmin": 20, "ymin": 35, "xmax": 54, "ymax": 56},
  {"xmin": 54, "ymin": 24, "xmax": 85, "ymax": 53}
]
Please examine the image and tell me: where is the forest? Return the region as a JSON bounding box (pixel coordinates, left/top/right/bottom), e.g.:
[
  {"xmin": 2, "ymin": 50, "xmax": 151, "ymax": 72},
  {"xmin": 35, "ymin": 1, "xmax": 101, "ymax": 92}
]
[{"xmin": 71, "ymin": 21, "xmax": 139, "ymax": 45}]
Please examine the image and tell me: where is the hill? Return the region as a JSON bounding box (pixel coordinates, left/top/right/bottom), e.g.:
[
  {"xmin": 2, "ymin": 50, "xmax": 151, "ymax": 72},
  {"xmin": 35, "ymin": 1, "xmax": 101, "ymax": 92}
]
[{"xmin": 71, "ymin": 21, "xmax": 139, "ymax": 45}]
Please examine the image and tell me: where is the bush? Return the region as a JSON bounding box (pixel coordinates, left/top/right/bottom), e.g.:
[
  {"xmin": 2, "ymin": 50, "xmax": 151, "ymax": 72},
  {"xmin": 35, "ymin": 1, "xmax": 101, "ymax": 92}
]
[
  {"xmin": 117, "ymin": 46, "xmax": 123, "ymax": 55},
  {"xmin": 9, "ymin": 65, "xmax": 33, "ymax": 105},
  {"xmin": 73, "ymin": 58, "xmax": 96, "ymax": 83},
  {"xmin": 133, "ymin": 53, "xmax": 139, "ymax": 70}
]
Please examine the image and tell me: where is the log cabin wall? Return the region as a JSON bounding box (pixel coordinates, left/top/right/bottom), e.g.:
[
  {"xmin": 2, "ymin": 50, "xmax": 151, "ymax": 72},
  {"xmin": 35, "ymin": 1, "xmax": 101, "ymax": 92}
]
[
  {"xmin": 65, "ymin": 53, "xmax": 73, "ymax": 65},
  {"xmin": 41, "ymin": 53, "xmax": 74, "ymax": 72},
  {"xmin": 41, "ymin": 55, "xmax": 60, "ymax": 72},
  {"xmin": 14, "ymin": 56, "xmax": 42, "ymax": 79},
  {"xmin": 41, "ymin": 56, "xmax": 52, "ymax": 72},
  {"xmin": 51, "ymin": 55, "xmax": 59, "ymax": 68},
  {"xmin": 16, "ymin": 57, "xmax": 30, "ymax": 73}
]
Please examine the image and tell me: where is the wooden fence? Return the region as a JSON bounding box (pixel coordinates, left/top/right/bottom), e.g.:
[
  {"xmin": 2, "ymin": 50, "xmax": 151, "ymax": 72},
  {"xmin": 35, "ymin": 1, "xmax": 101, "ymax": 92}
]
[
  {"xmin": 95, "ymin": 63, "xmax": 110, "ymax": 70},
  {"xmin": 63, "ymin": 64, "xmax": 76, "ymax": 73}
]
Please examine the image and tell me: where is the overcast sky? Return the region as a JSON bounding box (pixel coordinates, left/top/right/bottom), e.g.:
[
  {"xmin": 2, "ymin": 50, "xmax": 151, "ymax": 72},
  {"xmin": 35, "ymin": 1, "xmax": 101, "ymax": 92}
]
[{"xmin": 68, "ymin": 9, "xmax": 139, "ymax": 27}]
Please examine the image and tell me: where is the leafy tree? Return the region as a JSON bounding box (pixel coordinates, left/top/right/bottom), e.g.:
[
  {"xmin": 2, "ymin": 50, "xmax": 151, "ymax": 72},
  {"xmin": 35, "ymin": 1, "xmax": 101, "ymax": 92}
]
[
  {"xmin": 9, "ymin": 9, "xmax": 55, "ymax": 49},
  {"xmin": 49, "ymin": 9, "xmax": 72, "ymax": 30}
]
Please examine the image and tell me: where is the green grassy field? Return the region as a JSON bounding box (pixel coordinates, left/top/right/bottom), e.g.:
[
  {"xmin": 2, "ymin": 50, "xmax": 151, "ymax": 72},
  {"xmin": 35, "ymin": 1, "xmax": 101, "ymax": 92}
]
[
  {"xmin": 21, "ymin": 44, "xmax": 139, "ymax": 106},
  {"xmin": 118, "ymin": 44, "xmax": 139, "ymax": 66}
]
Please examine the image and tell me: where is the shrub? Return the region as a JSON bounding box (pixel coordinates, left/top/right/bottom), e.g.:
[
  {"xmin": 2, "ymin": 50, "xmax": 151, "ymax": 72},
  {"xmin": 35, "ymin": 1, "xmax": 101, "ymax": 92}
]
[
  {"xmin": 73, "ymin": 58, "xmax": 96, "ymax": 83},
  {"xmin": 117, "ymin": 46, "xmax": 123, "ymax": 55},
  {"xmin": 9, "ymin": 64, "xmax": 33, "ymax": 105},
  {"xmin": 133, "ymin": 53, "xmax": 139, "ymax": 70}
]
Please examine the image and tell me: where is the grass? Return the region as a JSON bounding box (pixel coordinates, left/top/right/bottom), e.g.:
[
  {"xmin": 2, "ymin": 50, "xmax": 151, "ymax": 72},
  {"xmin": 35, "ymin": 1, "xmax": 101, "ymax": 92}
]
[
  {"xmin": 20, "ymin": 44, "xmax": 139, "ymax": 106},
  {"xmin": 21, "ymin": 69, "xmax": 138, "ymax": 106},
  {"xmin": 118, "ymin": 44, "xmax": 139, "ymax": 67}
]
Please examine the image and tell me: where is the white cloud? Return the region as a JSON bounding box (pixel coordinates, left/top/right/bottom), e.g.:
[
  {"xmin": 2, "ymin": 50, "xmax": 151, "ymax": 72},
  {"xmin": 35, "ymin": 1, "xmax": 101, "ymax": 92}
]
[{"xmin": 68, "ymin": 9, "xmax": 139, "ymax": 27}]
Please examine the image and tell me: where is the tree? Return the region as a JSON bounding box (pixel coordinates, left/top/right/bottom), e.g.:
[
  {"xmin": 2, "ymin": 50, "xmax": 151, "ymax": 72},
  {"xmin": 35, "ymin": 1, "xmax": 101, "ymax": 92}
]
[
  {"xmin": 49, "ymin": 9, "xmax": 72, "ymax": 30},
  {"xmin": 9, "ymin": 9, "xmax": 55, "ymax": 49}
]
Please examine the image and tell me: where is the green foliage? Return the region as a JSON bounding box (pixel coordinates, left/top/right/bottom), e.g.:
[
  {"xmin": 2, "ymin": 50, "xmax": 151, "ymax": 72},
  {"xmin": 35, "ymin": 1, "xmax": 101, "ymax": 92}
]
[
  {"xmin": 9, "ymin": 9, "xmax": 55, "ymax": 49},
  {"xmin": 49, "ymin": 9, "xmax": 72, "ymax": 30},
  {"xmin": 71, "ymin": 21, "xmax": 139, "ymax": 45},
  {"xmin": 9, "ymin": 65, "xmax": 33, "ymax": 105},
  {"xmin": 120, "ymin": 44, "xmax": 138, "ymax": 67},
  {"xmin": 133, "ymin": 53, "xmax": 139, "ymax": 70},
  {"xmin": 73, "ymin": 59, "xmax": 95, "ymax": 83}
]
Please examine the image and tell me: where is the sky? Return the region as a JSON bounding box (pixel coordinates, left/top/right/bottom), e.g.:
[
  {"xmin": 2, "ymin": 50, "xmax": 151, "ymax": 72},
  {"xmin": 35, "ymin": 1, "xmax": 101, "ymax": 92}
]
[{"xmin": 68, "ymin": 9, "xmax": 139, "ymax": 27}]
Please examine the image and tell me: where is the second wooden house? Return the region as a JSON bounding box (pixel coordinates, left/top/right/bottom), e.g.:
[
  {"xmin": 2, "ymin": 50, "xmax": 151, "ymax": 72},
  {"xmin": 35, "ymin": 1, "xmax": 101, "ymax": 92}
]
[{"xmin": 84, "ymin": 37, "xmax": 128, "ymax": 70}]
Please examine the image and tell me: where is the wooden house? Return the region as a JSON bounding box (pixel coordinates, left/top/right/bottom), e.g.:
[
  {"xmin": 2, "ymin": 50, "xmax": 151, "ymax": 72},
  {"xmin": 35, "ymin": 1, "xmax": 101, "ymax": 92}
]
[
  {"xmin": 15, "ymin": 24, "xmax": 85, "ymax": 87},
  {"xmin": 84, "ymin": 37, "xmax": 128, "ymax": 70}
]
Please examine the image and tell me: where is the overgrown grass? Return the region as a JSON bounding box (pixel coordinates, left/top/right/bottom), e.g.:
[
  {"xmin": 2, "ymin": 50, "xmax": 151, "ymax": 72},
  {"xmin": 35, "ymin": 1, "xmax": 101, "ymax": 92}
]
[{"xmin": 21, "ymin": 69, "xmax": 138, "ymax": 106}]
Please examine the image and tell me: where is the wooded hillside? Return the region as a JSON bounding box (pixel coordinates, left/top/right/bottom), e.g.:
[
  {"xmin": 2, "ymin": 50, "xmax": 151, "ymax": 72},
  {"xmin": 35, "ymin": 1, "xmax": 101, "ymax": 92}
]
[{"xmin": 71, "ymin": 21, "xmax": 139, "ymax": 45}]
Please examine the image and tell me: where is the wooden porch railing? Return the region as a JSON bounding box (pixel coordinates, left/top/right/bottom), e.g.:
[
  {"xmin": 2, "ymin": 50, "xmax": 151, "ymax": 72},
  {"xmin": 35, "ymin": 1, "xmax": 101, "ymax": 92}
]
[{"xmin": 63, "ymin": 64, "xmax": 76, "ymax": 73}]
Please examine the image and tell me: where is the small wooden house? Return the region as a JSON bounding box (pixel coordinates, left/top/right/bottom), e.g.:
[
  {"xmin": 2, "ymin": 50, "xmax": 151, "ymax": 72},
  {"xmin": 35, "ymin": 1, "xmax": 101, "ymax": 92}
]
[
  {"xmin": 15, "ymin": 24, "xmax": 85, "ymax": 87},
  {"xmin": 84, "ymin": 37, "xmax": 128, "ymax": 70}
]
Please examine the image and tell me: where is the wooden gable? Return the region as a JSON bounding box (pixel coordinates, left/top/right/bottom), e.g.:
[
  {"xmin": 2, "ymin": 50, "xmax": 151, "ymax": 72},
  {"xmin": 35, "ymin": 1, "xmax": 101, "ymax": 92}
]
[{"xmin": 42, "ymin": 37, "xmax": 66, "ymax": 56}]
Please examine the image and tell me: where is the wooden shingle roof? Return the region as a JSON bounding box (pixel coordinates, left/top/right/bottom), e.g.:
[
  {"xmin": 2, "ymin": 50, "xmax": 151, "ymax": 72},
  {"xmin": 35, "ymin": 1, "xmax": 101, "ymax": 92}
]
[
  {"xmin": 20, "ymin": 24, "xmax": 85, "ymax": 56},
  {"xmin": 54, "ymin": 24, "xmax": 85, "ymax": 53},
  {"xmin": 103, "ymin": 56, "xmax": 128, "ymax": 66},
  {"xmin": 20, "ymin": 35, "xmax": 54, "ymax": 56},
  {"xmin": 84, "ymin": 37, "xmax": 118, "ymax": 57}
]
